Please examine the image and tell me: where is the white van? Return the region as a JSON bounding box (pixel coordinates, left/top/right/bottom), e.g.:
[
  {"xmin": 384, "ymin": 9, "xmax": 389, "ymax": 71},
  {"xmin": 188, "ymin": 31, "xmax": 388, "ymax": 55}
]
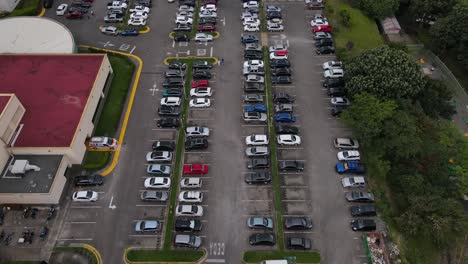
[
  {"xmin": 88, "ymin": 137, "xmax": 118, "ymax": 149},
  {"xmin": 260, "ymin": 261, "xmax": 288, "ymax": 264}
]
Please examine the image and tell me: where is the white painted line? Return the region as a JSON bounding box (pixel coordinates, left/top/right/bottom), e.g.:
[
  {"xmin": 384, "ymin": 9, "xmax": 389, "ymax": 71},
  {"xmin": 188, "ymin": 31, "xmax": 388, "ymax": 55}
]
[
  {"xmin": 205, "ymin": 259, "xmax": 226, "ymax": 263},
  {"xmin": 210, "ymin": 46, "xmax": 213, "ymax": 57},
  {"xmin": 186, "ymin": 119, "xmax": 214, "ymax": 121},
  {"xmin": 241, "ymin": 199, "xmax": 271, "ymax": 202},
  {"xmin": 66, "ymin": 222, "xmax": 97, "ymax": 224},
  {"xmin": 129, "ymin": 234, "xmax": 162, "ymax": 237},
  {"xmin": 172, "ymin": 41, "xmax": 175, "ymax": 48},
  {"xmin": 241, "ymin": 124, "xmax": 268, "ymax": 127},
  {"xmin": 57, "ymin": 238, "xmax": 93, "ymax": 241},
  {"xmin": 132, "ymin": 219, "xmax": 165, "ymax": 222},
  {"xmin": 281, "ymin": 186, "xmax": 308, "ymax": 188},
  {"xmin": 277, "ymin": 147, "xmax": 304, "ymax": 150},
  {"xmin": 282, "ymin": 200, "xmax": 310, "ymax": 202},
  {"xmin": 272, "ymin": 85, "xmax": 296, "ymax": 88},
  {"xmin": 185, "ymin": 151, "xmax": 211, "ymax": 154},
  {"xmin": 243, "ymin": 185, "xmax": 272, "ymax": 188},
  {"xmin": 135, "ymin": 204, "xmax": 167, "ymax": 207},
  {"xmin": 284, "ymin": 231, "xmax": 316, "ymax": 234},
  {"xmin": 129, "ymin": 46, "xmax": 136, "ymax": 54},
  {"xmin": 70, "ymin": 206, "xmax": 102, "ymax": 209}
]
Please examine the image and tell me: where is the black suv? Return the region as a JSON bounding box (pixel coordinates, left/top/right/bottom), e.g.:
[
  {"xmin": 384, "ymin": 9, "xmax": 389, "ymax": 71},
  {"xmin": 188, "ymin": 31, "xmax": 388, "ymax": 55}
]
[
  {"xmin": 275, "ymin": 125, "xmax": 299, "ymax": 135},
  {"xmin": 323, "ymin": 78, "xmax": 344, "ymax": 88},
  {"xmin": 350, "ymin": 204, "xmax": 377, "ymax": 217},
  {"xmin": 327, "ymin": 87, "xmax": 345, "ymax": 97},
  {"xmin": 287, "ymin": 237, "xmax": 312, "ymax": 250},
  {"xmin": 158, "ymin": 106, "xmax": 181, "ymax": 117},
  {"xmin": 152, "ymin": 141, "xmax": 176, "ymax": 151},
  {"xmin": 350, "ymin": 219, "xmax": 376, "ymax": 232},
  {"xmin": 168, "ymin": 62, "xmax": 187, "ymax": 70},
  {"xmin": 244, "ymin": 83, "xmax": 265, "ymax": 93},
  {"xmin": 278, "ymin": 160, "xmax": 304, "ymax": 171},
  {"xmin": 192, "ymin": 71, "xmax": 212, "ymax": 80},
  {"xmin": 185, "ymin": 138, "xmax": 209, "ymax": 150},
  {"xmin": 74, "ymin": 175, "xmax": 104, "ymax": 186},
  {"xmin": 241, "ymin": 34, "xmax": 259, "ymax": 44},
  {"xmin": 175, "ymin": 219, "xmax": 202, "ymax": 232},
  {"xmin": 270, "ymin": 59, "xmax": 290, "ymax": 68},
  {"xmin": 244, "ymin": 50, "xmax": 263, "ymax": 60},
  {"xmin": 270, "ymin": 67, "xmax": 292, "ymax": 76},
  {"xmin": 284, "ymin": 217, "xmax": 313, "ymax": 230},
  {"xmin": 193, "ymin": 61, "xmax": 213, "ymax": 69},
  {"xmin": 315, "ymin": 38, "xmax": 334, "ymax": 48},
  {"xmin": 273, "ymin": 92, "xmax": 294, "ymax": 103},
  {"xmin": 162, "ymin": 78, "xmax": 184, "ymax": 88},
  {"xmin": 157, "ymin": 118, "xmax": 180, "ymax": 128},
  {"xmin": 247, "ymin": 158, "xmax": 269, "ymax": 169}
]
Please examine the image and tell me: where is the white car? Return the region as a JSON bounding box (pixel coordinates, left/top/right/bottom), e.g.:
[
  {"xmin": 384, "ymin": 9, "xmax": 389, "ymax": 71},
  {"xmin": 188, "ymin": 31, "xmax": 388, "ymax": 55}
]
[
  {"xmin": 330, "ymin": 97, "xmax": 350, "ymax": 106},
  {"xmin": 334, "ymin": 138, "xmax": 359, "ymax": 149},
  {"xmin": 72, "ymin": 191, "xmax": 98, "ymax": 202},
  {"xmin": 128, "ymin": 17, "xmax": 147, "ymax": 26},
  {"xmin": 322, "ymin": 61, "xmax": 343, "ymax": 70},
  {"xmin": 267, "ymin": 18, "xmax": 283, "ymax": 25},
  {"xmin": 175, "ymin": 16, "xmax": 193, "ymax": 24},
  {"xmin": 277, "ymin": 134, "xmax": 302, "ymax": 146},
  {"xmin": 337, "ymin": 150, "xmax": 361, "ymax": 161},
  {"xmin": 245, "ymin": 134, "xmax": 268, "ymax": 146},
  {"xmin": 243, "ymin": 18, "xmax": 260, "ymax": 27},
  {"xmin": 269, "ymin": 44, "xmax": 287, "ymax": 53},
  {"xmin": 190, "ymin": 87, "xmax": 213, "ymax": 97},
  {"xmin": 324, "ymin": 68, "xmax": 344, "ymax": 79},
  {"xmin": 314, "ymin": 13, "xmax": 327, "ymax": 21},
  {"xmin": 101, "ymin": 26, "xmax": 119, "ymax": 36},
  {"xmin": 130, "ymin": 11, "xmax": 148, "ymax": 19},
  {"xmin": 341, "ymin": 176, "xmax": 366, "ymax": 188},
  {"xmin": 245, "ymin": 74, "xmax": 264, "ymax": 83},
  {"xmin": 266, "ymin": 5, "xmax": 281, "ymax": 12},
  {"xmin": 200, "ymin": 4, "xmax": 217, "ymax": 12},
  {"xmin": 130, "ymin": 6, "xmax": 150, "ymax": 13},
  {"xmin": 241, "ymin": 11, "xmax": 258, "ymax": 20},
  {"xmin": 176, "ymin": 205, "xmax": 203, "ymax": 217},
  {"xmin": 190, "ymin": 98, "xmax": 211, "ymax": 108},
  {"xmin": 161, "ymin": 97, "xmax": 181, "ymax": 106},
  {"xmin": 178, "ymin": 5, "xmax": 194, "ymax": 12},
  {"xmin": 243, "ymin": 1, "xmax": 259, "ymax": 9},
  {"xmin": 146, "ymin": 151, "xmax": 173, "ymax": 162},
  {"xmin": 180, "ymin": 178, "xmax": 202, "ymax": 188},
  {"xmin": 244, "ymin": 24, "xmax": 260, "ymax": 32},
  {"xmin": 56, "ymin": 4, "xmax": 68, "ymax": 15},
  {"xmin": 243, "ymin": 60, "xmax": 264, "ymax": 68},
  {"xmin": 310, "ymin": 19, "xmax": 329, "ymax": 27},
  {"xmin": 269, "ymin": 51, "xmax": 288, "ymax": 60},
  {"xmin": 267, "ymin": 23, "xmax": 284, "ymax": 32},
  {"xmin": 179, "ymin": 191, "xmax": 203, "ymax": 203},
  {"xmin": 176, "ymin": 10, "xmax": 194, "ymax": 17},
  {"xmin": 199, "ymin": 10, "xmax": 217, "ymax": 18},
  {"xmin": 144, "ymin": 177, "xmax": 171, "ymax": 188},
  {"xmin": 194, "ymin": 33, "xmax": 213, "ymax": 42}
]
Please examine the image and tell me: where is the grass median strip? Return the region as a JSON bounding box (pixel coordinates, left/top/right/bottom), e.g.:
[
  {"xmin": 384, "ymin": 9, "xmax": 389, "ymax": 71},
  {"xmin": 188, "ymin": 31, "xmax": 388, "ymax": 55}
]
[
  {"xmin": 263, "ymin": 47, "xmax": 284, "ymax": 250},
  {"xmin": 243, "ymin": 250, "xmax": 321, "ymax": 263},
  {"xmin": 126, "ymin": 249, "xmax": 204, "ymax": 262}
]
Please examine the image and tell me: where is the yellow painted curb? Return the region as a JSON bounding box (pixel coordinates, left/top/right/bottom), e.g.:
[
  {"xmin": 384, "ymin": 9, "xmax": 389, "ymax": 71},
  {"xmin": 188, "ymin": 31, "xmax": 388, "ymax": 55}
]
[
  {"xmin": 99, "ymin": 25, "xmax": 104, "ymax": 30},
  {"xmin": 79, "ymin": 45, "xmax": 143, "ymax": 177},
  {"xmin": 163, "ymin": 57, "xmax": 218, "ymax": 65},
  {"xmin": 211, "ymin": 31, "xmax": 220, "ymax": 39},
  {"xmin": 83, "ymin": 244, "xmax": 103, "ymax": 264},
  {"xmin": 37, "ymin": 7, "xmax": 45, "ymax": 17},
  {"xmin": 139, "ymin": 26, "xmax": 150, "ymax": 33},
  {"xmin": 169, "ymin": 32, "xmax": 176, "ymax": 39},
  {"xmin": 464, "ymin": 133, "xmax": 468, "ymax": 137}
]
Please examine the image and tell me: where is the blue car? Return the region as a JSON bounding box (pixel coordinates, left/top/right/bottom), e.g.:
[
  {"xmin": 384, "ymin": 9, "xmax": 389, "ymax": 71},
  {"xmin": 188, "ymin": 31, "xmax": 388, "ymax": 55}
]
[
  {"xmin": 274, "ymin": 113, "xmax": 296, "ymax": 123},
  {"xmin": 335, "ymin": 162, "xmax": 366, "ymax": 174},
  {"xmin": 121, "ymin": 28, "xmax": 139, "ymax": 36},
  {"xmin": 246, "ymin": 104, "xmax": 267, "ymax": 113}
]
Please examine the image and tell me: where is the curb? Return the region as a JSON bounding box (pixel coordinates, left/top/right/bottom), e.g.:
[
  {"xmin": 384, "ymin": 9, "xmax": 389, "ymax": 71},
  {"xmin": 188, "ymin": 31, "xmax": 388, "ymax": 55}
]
[
  {"xmin": 79, "ymin": 45, "xmax": 144, "ymax": 177},
  {"xmin": 37, "ymin": 7, "xmax": 45, "ymax": 17},
  {"xmin": 124, "ymin": 248, "xmax": 207, "ymax": 264},
  {"xmin": 82, "ymin": 244, "xmax": 103, "ymax": 264},
  {"xmin": 139, "ymin": 26, "xmax": 151, "ymax": 33}
]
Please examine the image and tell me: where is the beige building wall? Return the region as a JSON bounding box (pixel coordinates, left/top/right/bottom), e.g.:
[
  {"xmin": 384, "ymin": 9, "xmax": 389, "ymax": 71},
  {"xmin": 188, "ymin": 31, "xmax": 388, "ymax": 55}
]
[
  {"xmin": 0, "ymin": 156, "xmax": 69, "ymax": 204},
  {"xmin": 0, "ymin": 94, "xmax": 25, "ymax": 171},
  {"xmin": 8, "ymin": 55, "xmax": 113, "ymax": 165}
]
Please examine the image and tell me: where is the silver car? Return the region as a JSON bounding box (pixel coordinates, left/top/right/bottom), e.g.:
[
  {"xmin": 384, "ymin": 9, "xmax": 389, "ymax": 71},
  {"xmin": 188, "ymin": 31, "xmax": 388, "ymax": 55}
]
[
  {"xmin": 174, "ymin": 234, "xmax": 202, "ymax": 249},
  {"xmin": 146, "ymin": 164, "xmax": 172, "ymax": 175},
  {"xmin": 140, "ymin": 190, "xmax": 169, "ymax": 201},
  {"xmin": 245, "ymin": 146, "xmax": 269, "ymax": 157},
  {"xmin": 185, "ymin": 126, "xmax": 210, "ymax": 138}
]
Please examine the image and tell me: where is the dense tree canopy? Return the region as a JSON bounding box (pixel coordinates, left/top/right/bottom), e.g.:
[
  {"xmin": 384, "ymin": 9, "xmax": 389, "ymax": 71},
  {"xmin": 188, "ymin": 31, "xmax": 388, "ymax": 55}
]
[
  {"xmin": 345, "ymin": 46, "xmax": 426, "ymax": 99},
  {"xmin": 409, "ymin": 0, "xmax": 458, "ymax": 19},
  {"xmin": 414, "ymin": 78, "xmax": 455, "ymax": 119},
  {"xmin": 356, "ymin": 0, "xmax": 399, "ymax": 19}
]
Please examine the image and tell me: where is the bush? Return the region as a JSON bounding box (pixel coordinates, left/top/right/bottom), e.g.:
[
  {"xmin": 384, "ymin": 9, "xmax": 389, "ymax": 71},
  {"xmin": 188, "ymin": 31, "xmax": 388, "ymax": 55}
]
[{"xmin": 340, "ymin": 9, "xmax": 352, "ymax": 27}]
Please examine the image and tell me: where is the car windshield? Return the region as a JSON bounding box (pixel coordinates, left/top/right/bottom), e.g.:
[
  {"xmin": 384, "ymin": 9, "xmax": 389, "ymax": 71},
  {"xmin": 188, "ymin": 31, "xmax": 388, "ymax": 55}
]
[{"xmin": 85, "ymin": 191, "xmax": 93, "ymax": 198}]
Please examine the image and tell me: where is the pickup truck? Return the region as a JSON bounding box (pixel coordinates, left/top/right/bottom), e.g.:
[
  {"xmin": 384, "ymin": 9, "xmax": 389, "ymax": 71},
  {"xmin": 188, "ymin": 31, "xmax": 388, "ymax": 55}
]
[
  {"xmin": 107, "ymin": 1, "xmax": 127, "ymax": 9},
  {"xmin": 335, "ymin": 161, "xmax": 366, "ymax": 174}
]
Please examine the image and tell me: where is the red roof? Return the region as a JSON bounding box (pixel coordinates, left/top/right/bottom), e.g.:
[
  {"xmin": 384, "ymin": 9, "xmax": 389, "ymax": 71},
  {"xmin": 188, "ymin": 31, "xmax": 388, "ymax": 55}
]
[
  {"xmin": 0, "ymin": 55, "xmax": 105, "ymax": 147},
  {"xmin": 0, "ymin": 95, "xmax": 13, "ymax": 114}
]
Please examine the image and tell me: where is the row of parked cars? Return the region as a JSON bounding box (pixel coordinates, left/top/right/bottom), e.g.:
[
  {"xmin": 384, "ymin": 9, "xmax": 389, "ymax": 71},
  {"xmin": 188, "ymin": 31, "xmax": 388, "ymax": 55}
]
[
  {"xmin": 311, "ymin": 14, "xmax": 336, "ymax": 55},
  {"xmin": 172, "ymin": 0, "xmax": 218, "ymax": 43},
  {"xmin": 56, "ymin": 0, "xmax": 93, "ymax": 19},
  {"xmin": 101, "ymin": 0, "xmax": 153, "ymax": 36}
]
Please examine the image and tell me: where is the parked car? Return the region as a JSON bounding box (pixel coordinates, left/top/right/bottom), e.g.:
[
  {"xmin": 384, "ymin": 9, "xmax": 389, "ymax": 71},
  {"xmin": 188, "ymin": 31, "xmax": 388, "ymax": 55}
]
[
  {"xmin": 245, "ymin": 134, "xmax": 268, "ymax": 146},
  {"xmin": 245, "ymin": 146, "xmax": 269, "ymax": 157},
  {"xmin": 199, "ymin": 17, "xmax": 216, "ymax": 24},
  {"xmin": 350, "ymin": 219, "xmax": 376, "ymax": 231},
  {"xmin": 185, "ymin": 138, "xmax": 209, "ymax": 150},
  {"xmin": 176, "ymin": 205, "xmax": 203, "ymax": 217},
  {"xmin": 244, "ymin": 94, "xmax": 264, "ymax": 103},
  {"xmin": 197, "ymin": 24, "xmax": 216, "ymax": 32},
  {"xmin": 313, "ymin": 25, "xmax": 332, "ymax": 33},
  {"xmin": 330, "ymin": 97, "xmax": 350, "ymax": 106},
  {"xmin": 105, "ymin": 13, "xmax": 124, "ymax": 22},
  {"xmin": 275, "ymin": 113, "xmax": 296, "ymax": 123},
  {"xmin": 135, "ymin": 220, "xmax": 161, "ymax": 232},
  {"xmin": 316, "ymin": 46, "xmax": 335, "ymax": 55},
  {"xmin": 277, "ymin": 135, "xmax": 301, "ymax": 145},
  {"xmin": 249, "ymin": 233, "xmax": 276, "ymax": 246},
  {"xmin": 314, "ymin": 31, "xmax": 332, "ymax": 40},
  {"xmin": 247, "ymin": 217, "xmax": 273, "ymax": 229},
  {"xmin": 56, "ymin": 4, "xmax": 68, "ymax": 15},
  {"xmin": 174, "ymin": 34, "xmax": 190, "ymax": 42},
  {"xmin": 144, "ymin": 177, "xmax": 171, "ymax": 188},
  {"xmin": 243, "ymin": 111, "xmax": 267, "ymax": 122},
  {"xmin": 161, "ymin": 97, "xmax": 181, "ymax": 106},
  {"xmin": 322, "ymin": 61, "xmax": 343, "ymax": 70},
  {"xmin": 244, "ymin": 50, "xmax": 263, "ymax": 60},
  {"xmin": 74, "ymin": 175, "xmax": 104, "ymax": 186},
  {"xmin": 189, "ymin": 98, "xmax": 211, "ymax": 108},
  {"xmin": 72, "ymin": 191, "xmax": 98, "ymax": 202},
  {"xmin": 270, "ymin": 67, "xmax": 291, "ymax": 77},
  {"xmin": 270, "ymin": 59, "xmax": 290, "ymax": 68},
  {"xmin": 271, "ymin": 76, "xmax": 292, "ymax": 84},
  {"xmin": 185, "ymin": 126, "xmax": 210, "ymax": 138},
  {"xmin": 284, "ymin": 217, "xmax": 313, "ymax": 229},
  {"xmin": 174, "ymin": 235, "xmax": 202, "ymax": 248},
  {"xmin": 275, "ymin": 104, "xmax": 293, "ymax": 113},
  {"xmin": 241, "ymin": 34, "xmax": 259, "ymax": 44},
  {"xmin": 190, "ymin": 87, "xmax": 212, "ymax": 97},
  {"xmin": 324, "ymin": 68, "xmax": 344, "ymax": 79},
  {"xmin": 180, "ymin": 178, "xmax": 203, "ymax": 188},
  {"xmin": 336, "ymin": 161, "xmax": 366, "ymax": 174},
  {"xmin": 174, "ymin": 24, "xmax": 192, "ymax": 32},
  {"xmin": 287, "ymin": 237, "xmax": 312, "ymax": 250},
  {"xmin": 140, "ymin": 190, "xmax": 169, "ymax": 201},
  {"xmin": 341, "ymin": 176, "xmax": 366, "ymax": 188},
  {"xmin": 65, "ymin": 11, "xmax": 83, "ymax": 19},
  {"xmin": 323, "ymin": 78, "xmax": 344, "ymax": 88},
  {"xmin": 273, "ymin": 92, "xmax": 294, "ymax": 103},
  {"xmin": 158, "ymin": 106, "xmax": 181, "ymax": 117},
  {"xmin": 152, "ymin": 141, "xmax": 175, "ymax": 151},
  {"xmin": 267, "ymin": 23, "xmax": 284, "ymax": 32},
  {"xmin": 275, "ymin": 125, "xmax": 299, "ymax": 135},
  {"xmin": 163, "ymin": 88, "xmax": 183, "ymax": 97},
  {"xmin": 183, "ymin": 164, "xmax": 209, "ymax": 174},
  {"xmin": 337, "ymin": 150, "xmax": 360, "ymax": 161},
  {"xmin": 350, "ymin": 204, "xmax": 377, "ymax": 217},
  {"xmin": 192, "ymin": 79, "xmax": 209, "ymax": 88},
  {"xmin": 157, "ymin": 118, "xmax": 180, "ymax": 128},
  {"xmin": 193, "ymin": 61, "xmax": 213, "ymax": 69},
  {"xmin": 246, "ymin": 104, "xmax": 267, "ymax": 113},
  {"xmin": 244, "ymin": 83, "xmax": 265, "ymax": 93},
  {"xmin": 121, "ymin": 28, "xmax": 139, "ymax": 36},
  {"xmin": 247, "ymin": 158, "xmax": 269, "ymax": 169},
  {"xmin": 245, "ymin": 172, "xmax": 272, "ymax": 184},
  {"xmin": 175, "ymin": 219, "xmax": 202, "ymax": 231},
  {"xmin": 146, "ymin": 151, "xmax": 173, "ymax": 163},
  {"xmin": 179, "ymin": 191, "xmax": 203, "ymax": 203},
  {"xmin": 345, "ymin": 191, "xmax": 375, "ymax": 202},
  {"xmin": 279, "ymin": 160, "xmax": 304, "ymax": 171},
  {"xmin": 192, "ymin": 70, "xmax": 212, "ymax": 79},
  {"xmin": 147, "ymin": 164, "xmax": 172, "ymax": 175},
  {"xmin": 327, "ymin": 87, "xmax": 345, "ymax": 97}
]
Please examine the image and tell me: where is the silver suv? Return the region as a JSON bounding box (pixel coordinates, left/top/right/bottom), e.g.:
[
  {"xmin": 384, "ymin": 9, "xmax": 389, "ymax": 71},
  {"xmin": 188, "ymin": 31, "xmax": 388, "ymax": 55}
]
[
  {"xmin": 185, "ymin": 126, "xmax": 210, "ymax": 139},
  {"xmin": 174, "ymin": 234, "xmax": 202, "ymax": 249}
]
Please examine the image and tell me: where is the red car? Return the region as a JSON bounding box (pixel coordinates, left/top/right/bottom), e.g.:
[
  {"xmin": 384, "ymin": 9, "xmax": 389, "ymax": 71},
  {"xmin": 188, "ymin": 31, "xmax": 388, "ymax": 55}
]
[
  {"xmin": 183, "ymin": 164, "xmax": 209, "ymax": 174},
  {"xmin": 313, "ymin": 25, "xmax": 332, "ymax": 33},
  {"xmin": 65, "ymin": 11, "xmax": 83, "ymax": 19},
  {"xmin": 191, "ymin": 80, "xmax": 209, "ymax": 88},
  {"xmin": 197, "ymin": 24, "xmax": 216, "ymax": 32}
]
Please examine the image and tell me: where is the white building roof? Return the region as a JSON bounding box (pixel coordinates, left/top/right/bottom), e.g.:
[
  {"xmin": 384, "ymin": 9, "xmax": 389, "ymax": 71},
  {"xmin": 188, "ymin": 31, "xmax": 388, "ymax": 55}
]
[{"xmin": 0, "ymin": 17, "xmax": 75, "ymax": 54}]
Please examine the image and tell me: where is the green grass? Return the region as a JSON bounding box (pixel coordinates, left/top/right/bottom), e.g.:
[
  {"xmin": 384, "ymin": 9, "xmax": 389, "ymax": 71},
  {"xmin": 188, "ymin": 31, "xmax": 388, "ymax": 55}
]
[
  {"xmin": 9, "ymin": 0, "xmax": 40, "ymax": 16},
  {"xmin": 0, "ymin": 262, "xmax": 41, "ymax": 264},
  {"xmin": 163, "ymin": 62, "xmax": 193, "ymax": 250},
  {"xmin": 126, "ymin": 249, "xmax": 204, "ymax": 262},
  {"xmin": 263, "ymin": 47, "xmax": 284, "ymax": 250},
  {"xmin": 81, "ymin": 50, "xmax": 135, "ymax": 169},
  {"xmin": 326, "ymin": 0, "xmax": 383, "ymax": 59},
  {"xmin": 243, "ymin": 251, "xmax": 321, "ymax": 263},
  {"xmin": 53, "ymin": 246, "xmax": 98, "ymax": 264}
]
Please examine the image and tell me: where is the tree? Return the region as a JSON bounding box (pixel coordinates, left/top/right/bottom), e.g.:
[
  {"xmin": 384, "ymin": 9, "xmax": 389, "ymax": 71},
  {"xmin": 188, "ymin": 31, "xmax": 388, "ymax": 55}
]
[
  {"xmin": 356, "ymin": 0, "xmax": 399, "ymax": 19},
  {"xmin": 414, "ymin": 78, "xmax": 455, "ymax": 119},
  {"xmin": 345, "ymin": 46, "xmax": 426, "ymax": 99},
  {"xmin": 409, "ymin": 0, "xmax": 458, "ymax": 20},
  {"xmin": 341, "ymin": 92, "xmax": 397, "ymax": 143}
]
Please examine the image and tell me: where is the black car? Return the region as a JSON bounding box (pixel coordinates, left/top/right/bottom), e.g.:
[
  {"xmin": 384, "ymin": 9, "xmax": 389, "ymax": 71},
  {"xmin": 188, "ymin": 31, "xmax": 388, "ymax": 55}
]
[
  {"xmin": 327, "ymin": 87, "xmax": 345, "ymax": 97},
  {"xmin": 245, "ymin": 171, "xmax": 272, "ymax": 184},
  {"xmin": 270, "ymin": 59, "xmax": 291, "ymax": 68},
  {"xmin": 163, "ymin": 88, "xmax": 183, "ymax": 97},
  {"xmin": 315, "ymin": 39, "xmax": 334, "ymax": 48},
  {"xmin": 244, "ymin": 83, "xmax": 265, "ymax": 93},
  {"xmin": 247, "ymin": 158, "xmax": 269, "ymax": 169},
  {"xmin": 168, "ymin": 62, "xmax": 187, "ymax": 71},
  {"xmin": 199, "ymin": 17, "xmax": 217, "ymax": 25},
  {"xmin": 316, "ymin": 46, "xmax": 335, "ymax": 55},
  {"xmin": 275, "ymin": 125, "xmax": 299, "ymax": 135},
  {"xmin": 273, "ymin": 92, "xmax": 294, "ymax": 103},
  {"xmin": 331, "ymin": 105, "xmax": 345, "ymax": 116},
  {"xmin": 74, "ymin": 174, "xmax": 104, "ymax": 186},
  {"xmin": 185, "ymin": 138, "xmax": 209, "ymax": 150},
  {"xmin": 241, "ymin": 34, "xmax": 259, "ymax": 44},
  {"xmin": 271, "ymin": 76, "xmax": 292, "ymax": 84},
  {"xmin": 287, "ymin": 237, "xmax": 312, "ymax": 250},
  {"xmin": 193, "ymin": 61, "xmax": 213, "ymax": 69},
  {"xmin": 152, "ymin": 141, "xmax": 176, "ymax": 151},
  {"xmin": 323, "ymin": 78, "xmax": 344, "ymax": 88},
  {"xmin": 270, "ymin": 67, "xmax": 292, "ymax": 76},
  {"xmin": 157, "ymin": 118, "xmax": 180, "ymax": 128},
  {"xmin": 244, "ymin": 50, "xmax": 263, "ymax": 60},
  {"xmin": 43, "ymin": 0, "xmax": 54, "ymax": 8},
  {"xmin": 71, "ymin": 0, "xmax": 91, "ymax": 8},
  {"xmin": 174, "ymin": 24, "xmax": 192, "ymax": 32},
  {"xmin": 267, "ymin": 11, "xmax": 282, "ymax": 19},
  {"xmin": 350, "ymin": 204, "xmax": 377, "ymax": 217},
  {"xmin": 192, "ymin": 70, "xmax": 212, "ymax": 80},
  {"xmin": 249, "ymin": 233, "xmax": 276, "ymax": 246},
  {"xmin": 279, "ymin": 160, "xmax": 304, "ymax": 171},
  {"xmin": 284, "ymin": 217, "xmax": 313, "ymax": 230},
  {"xmin": 179, "ymin": 0, "xmax": 196, "ymax": 6},
  {"xmin": 175, "ymin": 219, "xmax": 202, "ymax": 232},
  {"xmin": 174, "ymin": 34, "xmax": 190, "ymax": 42},
  {"xmin": 162, "ymin": 78, "xmax": 184, "ymax": 88},
  {"xmin": 245, "ymin": 7, "xmax": 259, "ymax": 14},
  {"xmin": 350, "ymin": 219, "xmax": 376, "ymax": 231},
  {"xmin": 158, "ymin": 106, "xmax": 181, "ymax": 117},
  {"xmin": 136, "ymin": 0, "xmax": 152, "ymax": 7}
]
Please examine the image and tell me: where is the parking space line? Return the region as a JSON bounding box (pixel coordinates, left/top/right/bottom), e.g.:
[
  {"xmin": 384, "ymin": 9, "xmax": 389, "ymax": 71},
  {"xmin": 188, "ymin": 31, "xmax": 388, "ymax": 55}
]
[
  {"xmin": 186, "ymin": 119, "xmax": 214, "ymax": 121},
  {"xmin": 57, "ymin": 238, "xmax": 93, "ymax": 241},
  {"xmin": 70, "ymin": 206, "xmax": 102, "ymax": 209},
  {"xmin": 129, "ymin": 234, "xmax": 162, "ymax": 237},
  {"xmin": 152, "ymin": 128, "xmax": 176, "ymax": 131},
  {"xmin": 243, "ymin": 185, "xmax": 272, "ymax": 188},
  {"xmin": 147, "ymin": 139, "xmax": 177, "ymax": 142},
  {"xmin": 241, "ymin": 124, "xmax": 268, "ymax": 127},
  {"xmin": 277, "ymin": 147, "xmax": 304, "ymax": 150},
  {"xmin": 282, "ymin": 200, "xmax": 310, "ymax": 202},
  {"xmin": 272, "ymin": 85, "xmax": 296, "ymax": 88},
  {"xmin": 185, "ymin": 151, "xmax": 211, "ymax": 154},
  {"xmin": 135, "ymin": 204, "xmax": 167, "ymax": 207},
  {"xmin": 281, "ymin": 186, "xmax": 308, "ymax": 188},
  {"xmin": 278, "ymin": 172, "xmax": 305, "ymax": 175},
  {"xmin": 241, "ymin": 199, "xmax": 271, "ymax": 202},
  {"xmin": 132, "ymin": 219, "xmax": 165, "ymax": 222},
  {"xmin": 66, "ymin": 221, "xmax": 97, "ymax": 224}
]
